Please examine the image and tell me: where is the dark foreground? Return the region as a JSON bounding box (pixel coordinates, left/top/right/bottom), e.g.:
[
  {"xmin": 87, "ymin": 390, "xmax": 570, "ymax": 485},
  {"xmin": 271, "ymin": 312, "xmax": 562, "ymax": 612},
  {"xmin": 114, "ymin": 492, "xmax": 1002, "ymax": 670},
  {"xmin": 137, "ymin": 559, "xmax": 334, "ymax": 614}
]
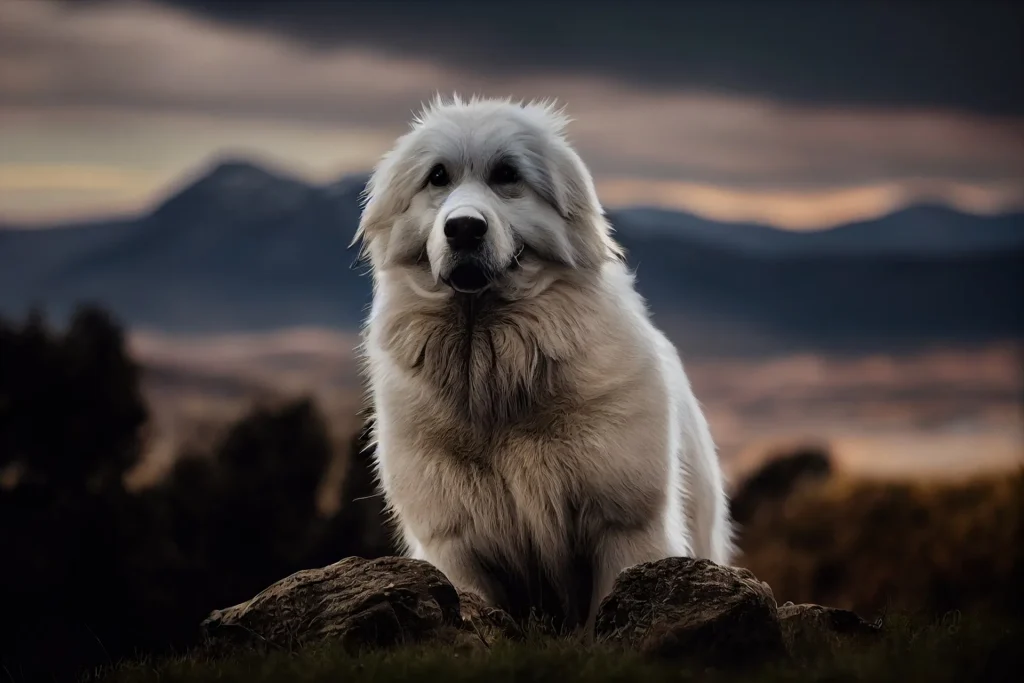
[
  {"xmin": 96, "ymin": 613, "xmax": 1019, "ymax": 683},
  {"xmin": 4, "ymin": 310, "xmax": 1021, "ymax": 682}
]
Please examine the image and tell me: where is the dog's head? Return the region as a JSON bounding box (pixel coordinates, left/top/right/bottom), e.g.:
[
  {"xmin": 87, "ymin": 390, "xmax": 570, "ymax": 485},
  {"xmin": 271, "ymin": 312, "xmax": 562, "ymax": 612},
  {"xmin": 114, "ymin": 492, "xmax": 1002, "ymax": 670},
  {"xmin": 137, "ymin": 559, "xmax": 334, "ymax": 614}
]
[{"xmin": 352, "ymin": 95, "xmax": 622, "ymax": 299}]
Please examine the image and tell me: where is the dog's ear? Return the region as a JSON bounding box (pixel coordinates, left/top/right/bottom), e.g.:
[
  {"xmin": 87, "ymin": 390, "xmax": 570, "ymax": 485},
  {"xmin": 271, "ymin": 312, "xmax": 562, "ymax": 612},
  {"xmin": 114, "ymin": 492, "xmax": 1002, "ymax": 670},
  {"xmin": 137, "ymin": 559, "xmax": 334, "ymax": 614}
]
[
  {"xmin": 350, "ymin": 140, "xmax": 422, "ymax": 262},
  {"xmin": 544, "ymin": 136, "xmax": 624, "ymax": 268},
  {"xmin": 520, "ymin": 101, "xmax": 623, "ymax": 268},
  {"xmin": 350, "ymin": 153, "xmax": 396, "ymax": 262},
  {"xmin": 545, "ymin": 141, "xmax": 599, "ymax": 222}
]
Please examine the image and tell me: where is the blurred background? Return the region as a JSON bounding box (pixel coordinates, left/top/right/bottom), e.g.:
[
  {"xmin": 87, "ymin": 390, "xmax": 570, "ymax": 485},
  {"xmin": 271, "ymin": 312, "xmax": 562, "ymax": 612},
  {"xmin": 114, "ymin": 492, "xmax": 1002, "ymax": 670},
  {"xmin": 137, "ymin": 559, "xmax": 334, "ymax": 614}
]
[{"xmin": 0, "ymin": 0, "xmax": 1022, "ymax": 680}]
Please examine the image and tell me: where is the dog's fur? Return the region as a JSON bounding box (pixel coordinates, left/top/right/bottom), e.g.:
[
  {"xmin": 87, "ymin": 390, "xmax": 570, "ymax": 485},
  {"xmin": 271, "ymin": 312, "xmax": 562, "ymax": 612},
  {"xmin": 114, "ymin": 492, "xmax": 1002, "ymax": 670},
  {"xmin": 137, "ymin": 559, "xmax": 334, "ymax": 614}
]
[{"xmin": 353, "ymin": 95, "xmax": 734, "ymax": 630}]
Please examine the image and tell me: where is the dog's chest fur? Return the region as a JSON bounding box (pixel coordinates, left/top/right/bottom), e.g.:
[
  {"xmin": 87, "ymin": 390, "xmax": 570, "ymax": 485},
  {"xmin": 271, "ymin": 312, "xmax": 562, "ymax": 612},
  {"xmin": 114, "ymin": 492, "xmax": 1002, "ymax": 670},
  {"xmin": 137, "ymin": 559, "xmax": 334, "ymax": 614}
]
[
  {"xmin": 375, "ymin": 293, "xmax": 615, "ymax": 628},
  {"xmin": 385, "ymin": 293, "xmax": 571, "ymax": 435}
]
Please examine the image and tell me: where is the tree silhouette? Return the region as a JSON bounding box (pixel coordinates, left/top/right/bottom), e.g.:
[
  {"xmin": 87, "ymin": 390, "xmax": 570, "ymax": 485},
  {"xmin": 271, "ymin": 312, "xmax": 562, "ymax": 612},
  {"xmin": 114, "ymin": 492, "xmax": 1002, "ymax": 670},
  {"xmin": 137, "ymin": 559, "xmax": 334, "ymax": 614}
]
[
  {"xmin": 0, "ymin": 304, "xmax": 147, "ymax": 494},
  {"xmin": 307, "ymin": 418, "xmax": 397, "ymax": 567},
  {"xmin": 0, "ymin": 307, "xmax": 379, "ymax": 681},
  {"xmin": 0, "ymin": 305, "xmax": 150, "ymax": 680},
  {"xmin": 168, "ymin": 398, "xmax": 335, "ymax": 597}
]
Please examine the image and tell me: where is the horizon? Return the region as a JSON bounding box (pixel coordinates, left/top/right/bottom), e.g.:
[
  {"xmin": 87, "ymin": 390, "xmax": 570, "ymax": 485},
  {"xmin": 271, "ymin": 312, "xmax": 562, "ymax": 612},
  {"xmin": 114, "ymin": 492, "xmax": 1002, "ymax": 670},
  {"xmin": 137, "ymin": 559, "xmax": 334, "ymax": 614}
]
[{"xmin": 4, "ymin": 151, "xmax": 1023, "ymax": 234}]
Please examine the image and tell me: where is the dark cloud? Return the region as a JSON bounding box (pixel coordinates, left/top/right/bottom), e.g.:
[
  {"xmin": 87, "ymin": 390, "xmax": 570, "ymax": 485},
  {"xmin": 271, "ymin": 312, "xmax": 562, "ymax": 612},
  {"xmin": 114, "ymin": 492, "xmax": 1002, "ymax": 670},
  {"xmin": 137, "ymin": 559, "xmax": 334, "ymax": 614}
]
[
  {"xmin": 6, "ymin": 0, "xmax": 1022, "ymax": 225},
  {"xmin": 119, "ymin": 0, "xmax": 1024, "ymax": 115}
]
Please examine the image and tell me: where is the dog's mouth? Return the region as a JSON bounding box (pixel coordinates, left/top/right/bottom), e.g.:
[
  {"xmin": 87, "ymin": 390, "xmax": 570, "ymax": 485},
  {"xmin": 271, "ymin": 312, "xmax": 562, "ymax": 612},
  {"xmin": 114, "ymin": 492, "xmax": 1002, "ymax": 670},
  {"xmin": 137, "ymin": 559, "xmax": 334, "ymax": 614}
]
[
  {"xmin": 442, "ymin": 262, "xmax": 494, "ymax": 294},
  {"xmin": 438, "ymin": 243, "xmax": 533, "ymax": 294}
]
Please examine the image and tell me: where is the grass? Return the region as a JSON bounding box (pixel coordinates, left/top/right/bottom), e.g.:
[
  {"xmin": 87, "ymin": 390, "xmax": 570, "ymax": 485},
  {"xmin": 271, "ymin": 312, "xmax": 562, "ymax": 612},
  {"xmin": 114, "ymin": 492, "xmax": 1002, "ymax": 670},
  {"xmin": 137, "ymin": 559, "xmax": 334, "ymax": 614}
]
[{"xmin": 94, "ymin": 612, "xmax": 1021, "ymax": 683}]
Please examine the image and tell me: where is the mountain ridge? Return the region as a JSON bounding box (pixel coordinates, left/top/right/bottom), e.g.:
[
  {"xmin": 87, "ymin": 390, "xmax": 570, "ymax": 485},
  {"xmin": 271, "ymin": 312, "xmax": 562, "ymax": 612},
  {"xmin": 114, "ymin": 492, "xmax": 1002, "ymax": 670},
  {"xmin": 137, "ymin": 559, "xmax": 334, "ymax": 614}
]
[{"xmin": 1, "ymin": 158, "xmax": 1021, "ymax": 358}]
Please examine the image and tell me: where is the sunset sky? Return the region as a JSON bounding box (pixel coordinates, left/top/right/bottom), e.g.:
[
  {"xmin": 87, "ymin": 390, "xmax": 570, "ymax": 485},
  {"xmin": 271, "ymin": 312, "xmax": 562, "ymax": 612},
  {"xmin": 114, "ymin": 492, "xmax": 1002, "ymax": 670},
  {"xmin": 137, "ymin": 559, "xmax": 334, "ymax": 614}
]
[{"xmin": 1, "ymin": 0, "xmax": 1022, "ymax": 228}]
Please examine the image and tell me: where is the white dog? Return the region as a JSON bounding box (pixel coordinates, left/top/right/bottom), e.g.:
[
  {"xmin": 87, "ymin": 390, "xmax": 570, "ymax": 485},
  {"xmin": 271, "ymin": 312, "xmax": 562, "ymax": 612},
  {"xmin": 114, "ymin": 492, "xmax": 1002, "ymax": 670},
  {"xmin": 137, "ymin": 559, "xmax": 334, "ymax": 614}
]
[{"xmin": 353, "ymin": 95, "xmax": 734, "ymax": 631}]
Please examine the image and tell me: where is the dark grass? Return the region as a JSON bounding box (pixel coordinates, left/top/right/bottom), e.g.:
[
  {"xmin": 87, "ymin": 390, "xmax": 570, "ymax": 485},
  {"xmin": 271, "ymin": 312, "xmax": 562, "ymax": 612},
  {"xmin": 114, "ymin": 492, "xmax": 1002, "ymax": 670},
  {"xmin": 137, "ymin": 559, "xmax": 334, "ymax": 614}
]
[{"xmin": 92, "ymin": 612, "xmax": 1022, "ymax": 683}]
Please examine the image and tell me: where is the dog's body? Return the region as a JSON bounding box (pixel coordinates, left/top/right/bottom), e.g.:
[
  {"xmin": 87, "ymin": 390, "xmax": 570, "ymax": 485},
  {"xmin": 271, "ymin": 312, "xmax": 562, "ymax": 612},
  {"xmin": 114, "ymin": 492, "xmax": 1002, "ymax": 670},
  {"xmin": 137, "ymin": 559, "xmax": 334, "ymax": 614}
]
[{"xmin": 355, "ymin": 96, "xmax": 733, "ymax": 630}]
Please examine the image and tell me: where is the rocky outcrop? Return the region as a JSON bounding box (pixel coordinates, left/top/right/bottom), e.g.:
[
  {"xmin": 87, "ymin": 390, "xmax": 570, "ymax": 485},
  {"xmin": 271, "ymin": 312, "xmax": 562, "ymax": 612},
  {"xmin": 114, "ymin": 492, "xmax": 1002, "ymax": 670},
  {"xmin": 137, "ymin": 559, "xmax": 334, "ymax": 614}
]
[
  {"xmin": 777, "ymin": 602, "xmax": 881, "ymax": 656},
  {"xmin": 201, "ymin": 556, "xmax": 464, "ymax": 653},
  {"xmin": 200, "ymin": 554, "xmax": 876, "ymax": 666},
  {"xmin": 595, "ymin": 557, "xmax": 787, "ymax": 667}
]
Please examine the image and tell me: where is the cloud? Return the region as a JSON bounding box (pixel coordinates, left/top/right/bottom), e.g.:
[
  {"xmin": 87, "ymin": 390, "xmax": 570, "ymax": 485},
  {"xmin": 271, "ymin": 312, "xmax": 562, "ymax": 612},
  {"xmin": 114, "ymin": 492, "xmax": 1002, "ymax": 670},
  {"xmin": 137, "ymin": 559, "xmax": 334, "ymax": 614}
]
[
  {"xmin": 138, "ymin": 0, "xmax": 1024, "ymax": 116},
  {"xmin": 0, "ymin": 163, "xmax": 164, "ymax": 221},
  {"xmin": 0, "ymin": 0, "xmax": 451, "ymax": 124},
  {"xmin": 0, "ymin": 164, "xmax": 162, "ymax": 192},
  {"xmin": 1, "ymin": 0, "xmax": 1022, "ymax": 227}
]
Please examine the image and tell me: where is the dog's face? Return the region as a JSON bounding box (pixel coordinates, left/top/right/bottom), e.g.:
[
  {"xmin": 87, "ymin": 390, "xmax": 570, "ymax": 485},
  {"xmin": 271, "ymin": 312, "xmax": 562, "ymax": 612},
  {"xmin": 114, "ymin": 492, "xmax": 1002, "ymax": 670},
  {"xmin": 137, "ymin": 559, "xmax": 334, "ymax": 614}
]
[{"xmin": 354, "ymin": 96, "xmax": 621, "ymax": 299}]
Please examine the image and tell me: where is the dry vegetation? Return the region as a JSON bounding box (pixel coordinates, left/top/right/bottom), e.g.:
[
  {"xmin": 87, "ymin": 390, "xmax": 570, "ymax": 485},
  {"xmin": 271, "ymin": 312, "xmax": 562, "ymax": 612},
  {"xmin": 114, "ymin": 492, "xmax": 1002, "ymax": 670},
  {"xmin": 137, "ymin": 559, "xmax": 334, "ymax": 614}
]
[{"xmin": 737, "ymin": 465, "xmax": 1024, "ymax": 618}]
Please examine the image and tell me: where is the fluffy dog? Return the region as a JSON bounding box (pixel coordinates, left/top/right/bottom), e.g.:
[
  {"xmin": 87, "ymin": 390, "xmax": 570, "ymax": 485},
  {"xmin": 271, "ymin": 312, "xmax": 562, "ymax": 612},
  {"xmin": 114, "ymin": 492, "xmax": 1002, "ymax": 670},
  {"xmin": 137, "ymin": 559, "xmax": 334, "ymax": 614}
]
[{"xmin": 353, "ymin": 95, "xmax": 734, "ymax": 631}]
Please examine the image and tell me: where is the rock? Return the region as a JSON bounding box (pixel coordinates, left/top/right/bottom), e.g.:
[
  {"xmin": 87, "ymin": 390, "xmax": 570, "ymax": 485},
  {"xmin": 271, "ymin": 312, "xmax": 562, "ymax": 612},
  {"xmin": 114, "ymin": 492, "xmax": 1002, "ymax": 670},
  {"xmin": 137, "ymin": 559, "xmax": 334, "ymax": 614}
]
[
  {"xmin": 595, "ymin": 557, "xmax": 786, "ymax": 667},
  {"xmin": 777, "ymin": 602, "xmax": 881, "ymax": 656},
  {"xmin": 201, "ymin": 556, "xmax": 462, "ymax": 654},
  {"xmin": 199, "ymin": 553, "xmax": 872, "ymax": 665}
]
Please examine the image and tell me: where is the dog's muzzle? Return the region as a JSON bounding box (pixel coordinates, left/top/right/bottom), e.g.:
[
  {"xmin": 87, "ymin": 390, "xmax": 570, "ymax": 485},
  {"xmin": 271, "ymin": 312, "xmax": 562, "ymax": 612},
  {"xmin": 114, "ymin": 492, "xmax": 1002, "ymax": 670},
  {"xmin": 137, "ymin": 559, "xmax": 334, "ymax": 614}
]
[{"xmin": 440, "ymin": 211, "xmax": 494, "ymax": 294}]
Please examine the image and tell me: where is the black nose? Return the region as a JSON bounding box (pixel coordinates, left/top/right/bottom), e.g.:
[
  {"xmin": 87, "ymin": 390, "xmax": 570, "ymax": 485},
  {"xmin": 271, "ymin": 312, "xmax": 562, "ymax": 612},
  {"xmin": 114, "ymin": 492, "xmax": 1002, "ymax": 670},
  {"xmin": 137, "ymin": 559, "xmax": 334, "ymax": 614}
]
[{"xmin": 444, "ymin": 215, "xmax": 488, "ymax": 252}]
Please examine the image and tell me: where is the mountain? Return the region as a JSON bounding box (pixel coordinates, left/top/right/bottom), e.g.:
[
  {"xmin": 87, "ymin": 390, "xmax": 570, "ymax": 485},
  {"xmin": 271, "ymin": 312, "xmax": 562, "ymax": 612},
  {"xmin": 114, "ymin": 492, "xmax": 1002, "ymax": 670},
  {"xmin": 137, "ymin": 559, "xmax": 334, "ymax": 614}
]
[
  {"xmin": 1, "ymin": 159, "xmax": 1021, "ymax": 357},
  {"xmin": 1, "ymin": 160, "xmax": 371, "ymax": 333},
  {"xmin": 611, "ymin": 204, "xmax": 1024, "ymax": 256}
]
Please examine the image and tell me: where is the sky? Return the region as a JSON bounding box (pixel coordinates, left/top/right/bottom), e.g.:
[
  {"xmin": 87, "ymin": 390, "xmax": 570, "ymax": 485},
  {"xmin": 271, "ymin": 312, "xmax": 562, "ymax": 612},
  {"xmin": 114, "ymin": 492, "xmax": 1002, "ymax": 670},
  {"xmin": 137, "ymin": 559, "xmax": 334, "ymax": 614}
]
[{"xmin": 0, "ymin": 0, "xmax": 1022, "ymax": 229}]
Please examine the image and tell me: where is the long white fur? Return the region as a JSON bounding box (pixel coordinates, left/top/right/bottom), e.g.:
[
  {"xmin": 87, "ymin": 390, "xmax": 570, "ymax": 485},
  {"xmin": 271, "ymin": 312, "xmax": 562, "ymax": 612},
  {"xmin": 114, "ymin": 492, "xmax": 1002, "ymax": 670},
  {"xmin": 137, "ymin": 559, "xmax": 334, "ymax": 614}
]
[{"xmin": 354, "ymin": 94, "xmax": 734, "ymax": 630}]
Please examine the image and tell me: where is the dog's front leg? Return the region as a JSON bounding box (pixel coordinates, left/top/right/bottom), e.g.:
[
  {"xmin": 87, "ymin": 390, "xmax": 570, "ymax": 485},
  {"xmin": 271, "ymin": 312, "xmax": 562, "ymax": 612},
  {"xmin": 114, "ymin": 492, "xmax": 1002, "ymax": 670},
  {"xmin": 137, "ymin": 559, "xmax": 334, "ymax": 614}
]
[
  {"xmin": 585, "ymin": 526, "xmax": 675, "ymax": 633},
  {"xmin": 413, "ymin": 536, "xmax": 497, "ymax": 606}
]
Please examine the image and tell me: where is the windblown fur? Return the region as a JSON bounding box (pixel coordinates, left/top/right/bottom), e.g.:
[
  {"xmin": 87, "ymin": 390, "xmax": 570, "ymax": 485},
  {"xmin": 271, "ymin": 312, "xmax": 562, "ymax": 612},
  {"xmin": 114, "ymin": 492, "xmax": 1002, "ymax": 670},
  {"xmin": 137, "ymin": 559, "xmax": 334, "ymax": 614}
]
[{"xmin": 353, "ymin": 95, "xmax": 734, "ymax": 630}]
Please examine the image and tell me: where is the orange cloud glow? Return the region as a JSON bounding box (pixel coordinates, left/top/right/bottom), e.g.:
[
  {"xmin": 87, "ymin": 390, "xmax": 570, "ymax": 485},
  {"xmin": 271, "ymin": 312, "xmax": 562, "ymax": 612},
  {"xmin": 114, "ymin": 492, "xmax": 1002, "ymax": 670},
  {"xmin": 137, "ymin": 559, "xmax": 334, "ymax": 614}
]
[{"xmin": 1, "ymin": 0, "xmax": 1022, "ymax": 228}]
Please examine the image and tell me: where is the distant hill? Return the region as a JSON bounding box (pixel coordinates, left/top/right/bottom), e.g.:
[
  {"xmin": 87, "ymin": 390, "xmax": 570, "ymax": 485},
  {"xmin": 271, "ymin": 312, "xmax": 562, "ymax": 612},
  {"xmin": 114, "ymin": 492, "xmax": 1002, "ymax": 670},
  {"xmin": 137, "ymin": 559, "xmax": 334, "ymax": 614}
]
[
  {"xmin": 1, "ymin": 158, "xmax": 1021, "ymax": 357},
  {"xmin": 612, "ymin": 204, "xmax": 1024, "ymax": 256}
]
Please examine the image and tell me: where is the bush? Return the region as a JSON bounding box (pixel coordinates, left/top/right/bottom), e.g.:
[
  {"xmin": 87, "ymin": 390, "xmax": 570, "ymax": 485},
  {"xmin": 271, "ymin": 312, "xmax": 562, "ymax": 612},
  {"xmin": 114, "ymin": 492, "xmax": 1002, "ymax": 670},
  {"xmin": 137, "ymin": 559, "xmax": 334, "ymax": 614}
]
[{"xmin": 736, "ymin": 451, "xmax": 1024, "ymax": 618}]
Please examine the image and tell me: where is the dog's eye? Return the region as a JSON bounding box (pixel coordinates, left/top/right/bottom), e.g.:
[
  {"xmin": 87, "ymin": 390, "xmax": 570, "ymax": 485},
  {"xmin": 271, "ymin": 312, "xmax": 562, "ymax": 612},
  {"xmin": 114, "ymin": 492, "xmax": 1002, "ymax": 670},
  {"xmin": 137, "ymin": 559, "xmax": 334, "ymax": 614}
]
[
  {"xmin": 427, "ymin": 164, "xmax": 450, "ymax": 188},
  {"xmin": 489, "ymin": 162, "xmax": 520, "ymax": 186}
]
